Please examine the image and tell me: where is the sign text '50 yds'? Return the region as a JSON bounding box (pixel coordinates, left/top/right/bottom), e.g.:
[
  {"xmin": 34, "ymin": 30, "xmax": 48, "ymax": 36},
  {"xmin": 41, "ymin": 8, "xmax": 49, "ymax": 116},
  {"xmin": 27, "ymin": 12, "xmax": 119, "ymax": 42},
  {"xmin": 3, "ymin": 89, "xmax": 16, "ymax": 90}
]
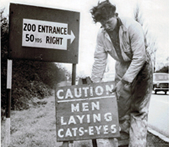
[{"xmin": 22, "ymin": 19, "xmax": 75, "ymax": 50}]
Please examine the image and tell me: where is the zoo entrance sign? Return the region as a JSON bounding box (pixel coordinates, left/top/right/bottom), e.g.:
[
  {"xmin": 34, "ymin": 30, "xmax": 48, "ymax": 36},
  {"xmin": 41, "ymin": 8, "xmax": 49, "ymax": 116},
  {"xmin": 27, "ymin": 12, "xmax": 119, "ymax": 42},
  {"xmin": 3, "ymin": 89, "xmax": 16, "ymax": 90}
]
[
  {"xmin": 22, "ymin": 19, "xmax": 75, "ymax": 50},
  {"xmin": 55, "ymin": 81, "xmax": 120, "ymax": 141},
  {"xmin": 9, "ymin": 3, "xmax": 80, "ymax": 63}
]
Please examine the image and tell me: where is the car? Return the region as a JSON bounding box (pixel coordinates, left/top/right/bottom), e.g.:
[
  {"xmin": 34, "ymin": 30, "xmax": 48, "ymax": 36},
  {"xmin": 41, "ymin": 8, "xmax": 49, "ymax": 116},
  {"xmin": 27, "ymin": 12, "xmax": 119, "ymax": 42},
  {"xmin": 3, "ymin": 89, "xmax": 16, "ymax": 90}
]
[{"xmin": 153, "ymin": 73, "xmax": 169, "ymax": 94}]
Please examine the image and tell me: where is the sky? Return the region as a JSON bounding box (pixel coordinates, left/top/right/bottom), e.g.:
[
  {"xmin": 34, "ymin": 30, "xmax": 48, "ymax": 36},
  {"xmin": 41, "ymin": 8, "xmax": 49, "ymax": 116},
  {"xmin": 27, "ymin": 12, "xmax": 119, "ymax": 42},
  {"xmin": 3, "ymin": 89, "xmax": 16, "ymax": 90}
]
[{"xmin": 1, "ymin": 0, "xmax": 169, "ymax": 76}]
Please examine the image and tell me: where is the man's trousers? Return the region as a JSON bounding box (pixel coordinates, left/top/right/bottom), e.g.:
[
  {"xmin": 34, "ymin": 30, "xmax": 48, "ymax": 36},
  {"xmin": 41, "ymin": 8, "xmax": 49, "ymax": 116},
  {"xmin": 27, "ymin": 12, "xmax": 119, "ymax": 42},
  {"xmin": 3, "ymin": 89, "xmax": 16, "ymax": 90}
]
[{"xmin": 115, "ymin": 57, "xmax": 153, "ymax": 147}]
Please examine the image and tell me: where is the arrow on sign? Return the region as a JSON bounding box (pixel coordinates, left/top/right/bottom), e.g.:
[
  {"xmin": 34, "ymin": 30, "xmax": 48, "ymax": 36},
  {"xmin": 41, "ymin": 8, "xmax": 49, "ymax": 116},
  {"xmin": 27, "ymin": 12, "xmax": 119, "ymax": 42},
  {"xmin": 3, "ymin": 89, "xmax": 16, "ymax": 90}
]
[
  {"xmin": 67, "ymin": 30, "xmax": 75, "ymax": 44},
  {"xmin": 22, "ymin": 19, "xmax": 76, "ymax": 50}
]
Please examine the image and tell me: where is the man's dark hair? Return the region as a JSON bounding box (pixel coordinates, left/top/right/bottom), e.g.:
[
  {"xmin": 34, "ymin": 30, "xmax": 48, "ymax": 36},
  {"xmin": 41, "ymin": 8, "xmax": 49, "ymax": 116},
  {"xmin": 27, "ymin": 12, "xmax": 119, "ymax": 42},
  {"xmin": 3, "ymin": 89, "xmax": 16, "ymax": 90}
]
[{"xmin": 90, "ymin": 0, "xmax": 116, "ymax": 23}]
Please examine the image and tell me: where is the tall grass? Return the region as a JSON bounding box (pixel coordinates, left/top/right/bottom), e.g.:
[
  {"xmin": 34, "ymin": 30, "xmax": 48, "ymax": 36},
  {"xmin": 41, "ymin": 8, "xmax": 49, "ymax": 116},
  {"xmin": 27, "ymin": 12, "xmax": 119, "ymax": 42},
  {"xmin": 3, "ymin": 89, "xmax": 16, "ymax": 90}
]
[
  {"xmin": 1, "ymin": 95, "xmax": 93, "ymax": 147},
  {"xmin": 1, "ymin": 96, "xmax": 61, "ymax": 147}
]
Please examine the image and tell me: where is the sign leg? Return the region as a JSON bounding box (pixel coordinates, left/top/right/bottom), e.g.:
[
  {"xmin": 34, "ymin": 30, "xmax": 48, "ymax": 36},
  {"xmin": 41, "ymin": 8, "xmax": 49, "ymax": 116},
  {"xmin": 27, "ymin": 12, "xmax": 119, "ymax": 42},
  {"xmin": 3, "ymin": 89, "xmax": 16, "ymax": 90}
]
[
  {"xmin": 92, "ymin": 139, "xmax": 98, "ymax": 147},
  {"xmin": 71, "ymin": 64, "xmax": 76, "ymax": 85},
  {"xmin": 112, "ymin": 138, "xmax": 118, "ymax": 147},
  {"xmin": 59, "ymin": 141, "xmax": 69, "ymax": 147}
]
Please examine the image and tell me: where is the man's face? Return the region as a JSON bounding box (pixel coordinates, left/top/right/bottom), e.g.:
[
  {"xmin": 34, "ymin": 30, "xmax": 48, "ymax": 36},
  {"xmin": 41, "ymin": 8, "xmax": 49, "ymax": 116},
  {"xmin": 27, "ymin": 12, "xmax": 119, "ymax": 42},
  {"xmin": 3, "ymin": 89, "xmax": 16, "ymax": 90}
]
[{"xmin": 100, "ymin": 15, "xmax": 117, "ymax": 31}]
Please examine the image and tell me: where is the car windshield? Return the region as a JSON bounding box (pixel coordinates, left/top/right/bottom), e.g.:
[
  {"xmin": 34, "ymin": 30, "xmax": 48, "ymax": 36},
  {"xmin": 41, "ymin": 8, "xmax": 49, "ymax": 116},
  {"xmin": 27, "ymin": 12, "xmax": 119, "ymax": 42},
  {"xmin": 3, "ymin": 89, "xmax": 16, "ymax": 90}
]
[{"xmin": 154, "ymin": 73, "xmax": 169, "ymax": 81}]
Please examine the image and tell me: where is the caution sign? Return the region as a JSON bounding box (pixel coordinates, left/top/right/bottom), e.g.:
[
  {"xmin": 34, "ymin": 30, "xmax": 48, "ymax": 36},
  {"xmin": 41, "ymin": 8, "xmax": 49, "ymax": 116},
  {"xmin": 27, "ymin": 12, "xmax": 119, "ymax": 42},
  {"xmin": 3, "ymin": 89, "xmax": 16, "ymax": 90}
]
[
  {"xmin": 55, "ymin": 81, "xmax": 120, "ymax": 142},
  {"xmin": 22, "ymin": 19, "xmax": 75, "ymax": 50},
  {"xmin": 9, "ymin": 3, "xmax": 80, "ymax": 63}
]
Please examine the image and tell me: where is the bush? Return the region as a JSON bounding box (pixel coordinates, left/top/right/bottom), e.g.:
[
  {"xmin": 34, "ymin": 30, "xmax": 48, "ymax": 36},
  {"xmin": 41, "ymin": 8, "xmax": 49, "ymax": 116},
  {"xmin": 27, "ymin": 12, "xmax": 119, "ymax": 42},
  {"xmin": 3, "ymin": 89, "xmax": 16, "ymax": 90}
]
[{"xmin": 1, "ymin": 59, "xmax": 67, "ymax": 111}]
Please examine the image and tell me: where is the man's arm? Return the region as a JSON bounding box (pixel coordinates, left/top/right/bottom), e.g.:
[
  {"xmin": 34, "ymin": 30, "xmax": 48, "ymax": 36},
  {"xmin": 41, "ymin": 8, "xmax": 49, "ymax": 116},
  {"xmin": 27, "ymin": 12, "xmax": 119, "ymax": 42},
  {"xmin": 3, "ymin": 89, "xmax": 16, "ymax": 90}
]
[
  {"xmin": 91, "ymin": 30, "xmax": 108, "ymax": 83},
  {"xmin": 122, "ymin": 21, "xmax": 147, "ymax": 84}
]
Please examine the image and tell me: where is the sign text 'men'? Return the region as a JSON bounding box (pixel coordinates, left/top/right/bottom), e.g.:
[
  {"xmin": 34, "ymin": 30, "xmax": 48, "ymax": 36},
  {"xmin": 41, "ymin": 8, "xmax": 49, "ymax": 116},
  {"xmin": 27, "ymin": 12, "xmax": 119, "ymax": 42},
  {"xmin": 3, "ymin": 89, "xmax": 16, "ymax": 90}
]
[{"xmin": 55, "ymin": 81, "xmax": 120, "ymax": 142}]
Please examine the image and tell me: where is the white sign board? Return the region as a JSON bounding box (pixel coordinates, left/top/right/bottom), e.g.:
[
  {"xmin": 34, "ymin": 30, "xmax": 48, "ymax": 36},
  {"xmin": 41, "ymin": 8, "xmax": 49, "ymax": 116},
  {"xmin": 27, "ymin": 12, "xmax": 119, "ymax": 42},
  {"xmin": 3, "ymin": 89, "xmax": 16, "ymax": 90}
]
[{"xmin": 22, "ymin": 19, "xmax": 75, "ymax": 50}]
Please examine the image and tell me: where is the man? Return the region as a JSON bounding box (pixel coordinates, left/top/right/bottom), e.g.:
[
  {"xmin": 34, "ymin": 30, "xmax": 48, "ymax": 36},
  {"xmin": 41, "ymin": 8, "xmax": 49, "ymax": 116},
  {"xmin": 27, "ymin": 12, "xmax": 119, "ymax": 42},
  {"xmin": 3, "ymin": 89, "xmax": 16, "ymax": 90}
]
[{"xmin": 90, "ymin": 0, "xmax": 153, "ymax": 146}]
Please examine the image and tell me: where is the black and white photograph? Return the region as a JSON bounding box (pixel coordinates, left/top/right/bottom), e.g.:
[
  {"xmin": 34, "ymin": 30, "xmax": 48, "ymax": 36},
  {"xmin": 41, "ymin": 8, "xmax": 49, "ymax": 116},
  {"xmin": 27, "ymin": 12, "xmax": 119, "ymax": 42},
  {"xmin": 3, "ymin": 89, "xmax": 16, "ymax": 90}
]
[{"xmin": 1, "ymin": 0, "xmax": 169, "ymax": 146}]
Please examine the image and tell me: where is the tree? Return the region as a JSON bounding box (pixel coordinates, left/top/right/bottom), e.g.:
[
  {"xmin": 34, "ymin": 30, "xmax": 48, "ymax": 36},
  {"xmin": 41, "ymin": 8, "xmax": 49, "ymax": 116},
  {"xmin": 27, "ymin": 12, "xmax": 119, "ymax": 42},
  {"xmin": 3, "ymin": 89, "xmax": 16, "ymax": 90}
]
[
  {"xmin": 133, "ymin": 3, "xmax": 157, "ymax": 72},
  {"xmin": 156, "ymin": 66, "xmax": 169, "ymax": 73},
  {"xmin": 156, "ymin": 57, "xmax": 169, "ymax": 73}
]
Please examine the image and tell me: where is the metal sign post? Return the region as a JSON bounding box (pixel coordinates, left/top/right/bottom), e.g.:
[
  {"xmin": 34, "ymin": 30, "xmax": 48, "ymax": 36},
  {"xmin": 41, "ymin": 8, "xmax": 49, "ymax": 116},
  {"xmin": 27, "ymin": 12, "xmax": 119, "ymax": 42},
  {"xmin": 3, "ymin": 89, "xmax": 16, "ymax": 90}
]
[
  {"xmin": 5, "ymin": 59, "xmax": 12, "ymax": 147},
  {"xmin": 72, "ymin": 64, "xmax": 76, "ymax": 85}
]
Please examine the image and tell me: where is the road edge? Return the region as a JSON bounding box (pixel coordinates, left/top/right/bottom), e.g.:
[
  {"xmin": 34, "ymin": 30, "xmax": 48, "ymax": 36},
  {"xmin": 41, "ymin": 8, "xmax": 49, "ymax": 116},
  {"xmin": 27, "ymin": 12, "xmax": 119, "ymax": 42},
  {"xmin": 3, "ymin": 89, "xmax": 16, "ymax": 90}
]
[{"xmin": 148, "ymin": 127, "xmax": 169, "ymax": 143}]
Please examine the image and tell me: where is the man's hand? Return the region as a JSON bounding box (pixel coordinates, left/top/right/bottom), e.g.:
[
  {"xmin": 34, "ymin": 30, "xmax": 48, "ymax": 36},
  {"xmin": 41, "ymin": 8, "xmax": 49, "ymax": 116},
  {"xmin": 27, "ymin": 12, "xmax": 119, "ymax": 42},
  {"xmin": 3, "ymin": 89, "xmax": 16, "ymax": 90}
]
[
  {"xmin": 112, "ymin": 80, "xmax": 131, "ymax": 93},
  {"xmin": 112, "ymin": 80, "xmax": 123, "ymax": 92}
]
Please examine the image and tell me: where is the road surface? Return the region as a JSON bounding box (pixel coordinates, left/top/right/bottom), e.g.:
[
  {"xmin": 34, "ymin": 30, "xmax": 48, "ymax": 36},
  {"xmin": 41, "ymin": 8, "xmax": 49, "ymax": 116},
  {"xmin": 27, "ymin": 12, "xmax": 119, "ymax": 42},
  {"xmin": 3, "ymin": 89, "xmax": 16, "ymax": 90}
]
[{"xmin": 148, "ymin": 91, "xmax": 169, "ymax": 140}]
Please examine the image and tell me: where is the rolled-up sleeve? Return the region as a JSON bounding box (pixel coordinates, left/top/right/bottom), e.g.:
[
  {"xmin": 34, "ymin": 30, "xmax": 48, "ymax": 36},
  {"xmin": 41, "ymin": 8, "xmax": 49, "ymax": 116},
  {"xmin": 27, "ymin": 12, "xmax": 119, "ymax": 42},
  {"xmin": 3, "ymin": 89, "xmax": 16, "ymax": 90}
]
[
  {"xmin": 122, "ymin": 22, "xmax": 147, "ymax": 83},
  {"xmin": 91, "ymin": 30, "xmax": 108, "ymax": 83}
]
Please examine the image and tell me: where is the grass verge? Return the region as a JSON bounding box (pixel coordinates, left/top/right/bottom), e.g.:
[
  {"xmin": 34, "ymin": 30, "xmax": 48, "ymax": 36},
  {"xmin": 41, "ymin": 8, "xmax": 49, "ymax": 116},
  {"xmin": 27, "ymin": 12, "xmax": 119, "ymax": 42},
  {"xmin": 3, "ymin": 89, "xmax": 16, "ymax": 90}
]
[{"xmin": 1, "ymin": 96, "xmax": 62, "ymax": 147}]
